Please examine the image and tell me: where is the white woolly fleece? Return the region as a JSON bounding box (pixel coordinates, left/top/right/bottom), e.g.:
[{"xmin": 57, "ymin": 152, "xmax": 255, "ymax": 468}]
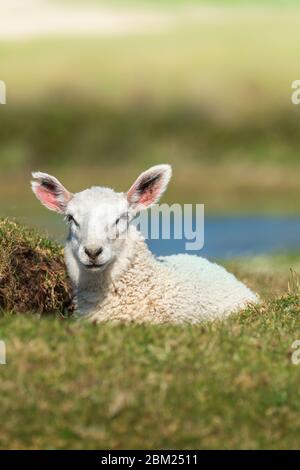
[{"xmin": 66, "ymin": 226, "xmax": 259, "ymax": 324}]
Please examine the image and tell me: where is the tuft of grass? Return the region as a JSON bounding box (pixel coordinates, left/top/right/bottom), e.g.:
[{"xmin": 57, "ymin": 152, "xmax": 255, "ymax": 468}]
[{"xmin": 0, "ymin": 218, "xmax": 73, "ymax": 315}]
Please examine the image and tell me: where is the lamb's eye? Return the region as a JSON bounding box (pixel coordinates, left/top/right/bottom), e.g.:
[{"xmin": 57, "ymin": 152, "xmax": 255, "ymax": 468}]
[
  {"xmin": 115, "ymin": 217, "xmax": 120, "ymax": 225},
  {"xmin": 66, "ymin": 215, "xmax": 79, "ymax": 227}
]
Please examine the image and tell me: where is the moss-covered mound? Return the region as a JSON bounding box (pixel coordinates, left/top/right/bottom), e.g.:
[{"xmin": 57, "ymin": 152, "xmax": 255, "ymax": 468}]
[{"xmin": 0, "ymin": 218, "xmax": 73, "ymax": 314}]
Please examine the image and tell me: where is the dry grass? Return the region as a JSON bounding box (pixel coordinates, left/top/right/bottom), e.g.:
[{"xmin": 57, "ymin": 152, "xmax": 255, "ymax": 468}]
[{"xmin": 0, "ymin": 218, "xmax": 73, "ymax": 314}]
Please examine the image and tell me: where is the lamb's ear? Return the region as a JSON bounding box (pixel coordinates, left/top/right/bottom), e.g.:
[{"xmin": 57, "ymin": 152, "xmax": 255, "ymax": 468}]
[
  {"xmin": 127, "ymin": 164, "xmax": 172, "ymax": 211},
  {"xmin": 31, "ymin": 172, "xmax": 73, "ymax": 214}
]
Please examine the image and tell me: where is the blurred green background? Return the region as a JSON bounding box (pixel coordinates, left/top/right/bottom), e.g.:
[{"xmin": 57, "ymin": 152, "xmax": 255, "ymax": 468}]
[{"xmin": 1, "ymin": 0, "xmax": 300, "ymax": 229}]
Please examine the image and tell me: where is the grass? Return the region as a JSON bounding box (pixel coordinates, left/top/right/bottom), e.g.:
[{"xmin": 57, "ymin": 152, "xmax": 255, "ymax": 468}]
[
  {"xmin": 0, "ymin": 291, "xmax": 300, "ymax": 449},
  {"xmin": 0, "ymin": 219, "xmax": 300, "ymax": 448},
  {"xmin": 224, "ymin": 253, "xmax": 300, "ymax": 299},
  {"xmin": 0, "ymin": 219, "xmax": 72, "ymax": 314}
]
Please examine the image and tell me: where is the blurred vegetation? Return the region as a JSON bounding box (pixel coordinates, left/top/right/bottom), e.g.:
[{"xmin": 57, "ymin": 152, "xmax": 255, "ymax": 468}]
[
  {"xmin": 2, "ymin": 97, "xmax": 300, "ymax": 170},
  {"xmin": 1, "ymin": 3, "xmax": 300, "ymax": 214},
  {"xmin": 61, "ymin": 1, "xmax": 300, "ymax": 6}
]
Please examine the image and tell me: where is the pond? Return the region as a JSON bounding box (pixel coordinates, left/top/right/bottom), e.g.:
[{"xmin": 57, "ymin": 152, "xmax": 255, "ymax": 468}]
[
  {"xmin": 147, "ymin": 216, "xmax": 300, "ymax": 259},
  {"xmin": 24, "ymin": 215, "xmax": 300, "ymax": 259}
]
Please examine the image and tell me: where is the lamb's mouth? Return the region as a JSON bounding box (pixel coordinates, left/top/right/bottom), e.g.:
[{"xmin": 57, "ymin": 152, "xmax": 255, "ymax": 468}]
[{"xmin": 83, "ymin": 262, "xmax": 108, "ymax": 271}]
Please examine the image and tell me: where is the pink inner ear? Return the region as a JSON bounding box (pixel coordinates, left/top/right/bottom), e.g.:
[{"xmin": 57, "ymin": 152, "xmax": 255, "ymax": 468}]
[
  {"xmin": 138, "ymin": 185, "xmax": 160, "ymax": 206},
  {"xmin": 128, "ymin": 182, "xmax": 160, "ymax": 207},
  {"xmin": 36, "ymin": 186, "xmax": 62, "ymax": 212}
]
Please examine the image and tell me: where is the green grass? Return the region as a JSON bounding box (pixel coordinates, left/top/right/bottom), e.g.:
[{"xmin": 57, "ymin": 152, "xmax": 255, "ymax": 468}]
[{"xmin": 0, "ymin": 292, "xmax": 300, "ymax": 449}]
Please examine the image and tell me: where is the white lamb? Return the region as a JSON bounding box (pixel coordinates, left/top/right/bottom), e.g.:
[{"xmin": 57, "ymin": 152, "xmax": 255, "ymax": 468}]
[{"xmin": 31, "ymin": 165, "xmax": 258, "ymax": 323}]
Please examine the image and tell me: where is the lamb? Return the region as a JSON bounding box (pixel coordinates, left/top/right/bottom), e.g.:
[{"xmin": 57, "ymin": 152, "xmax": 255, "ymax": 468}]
[{"xmin": 31, "ymin": 165, "xmax": 258, "ymax": 323}]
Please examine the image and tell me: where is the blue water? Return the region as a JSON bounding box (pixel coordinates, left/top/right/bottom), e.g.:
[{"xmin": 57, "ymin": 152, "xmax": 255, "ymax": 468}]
[{"xmin": 147, "ymin": 216, "xmax": 300, "ymax": 259}]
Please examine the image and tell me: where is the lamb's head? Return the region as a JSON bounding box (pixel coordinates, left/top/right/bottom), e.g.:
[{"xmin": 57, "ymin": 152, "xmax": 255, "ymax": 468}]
[{"xmin": 31, "ymin": 165, "xmax": 172, "ymax": 273}]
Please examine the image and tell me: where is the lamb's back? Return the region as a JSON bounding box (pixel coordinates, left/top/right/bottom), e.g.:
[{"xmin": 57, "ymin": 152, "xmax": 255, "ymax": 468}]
[{"xmin": 159, "ymin": 254, "xmax": 258, "ymax": 322}]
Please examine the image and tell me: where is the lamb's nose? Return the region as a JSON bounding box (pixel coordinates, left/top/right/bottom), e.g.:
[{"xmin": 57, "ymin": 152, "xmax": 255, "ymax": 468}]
[{"xmin": 84, "ymin": 247, "xmax": 103, "ymax": 259}]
